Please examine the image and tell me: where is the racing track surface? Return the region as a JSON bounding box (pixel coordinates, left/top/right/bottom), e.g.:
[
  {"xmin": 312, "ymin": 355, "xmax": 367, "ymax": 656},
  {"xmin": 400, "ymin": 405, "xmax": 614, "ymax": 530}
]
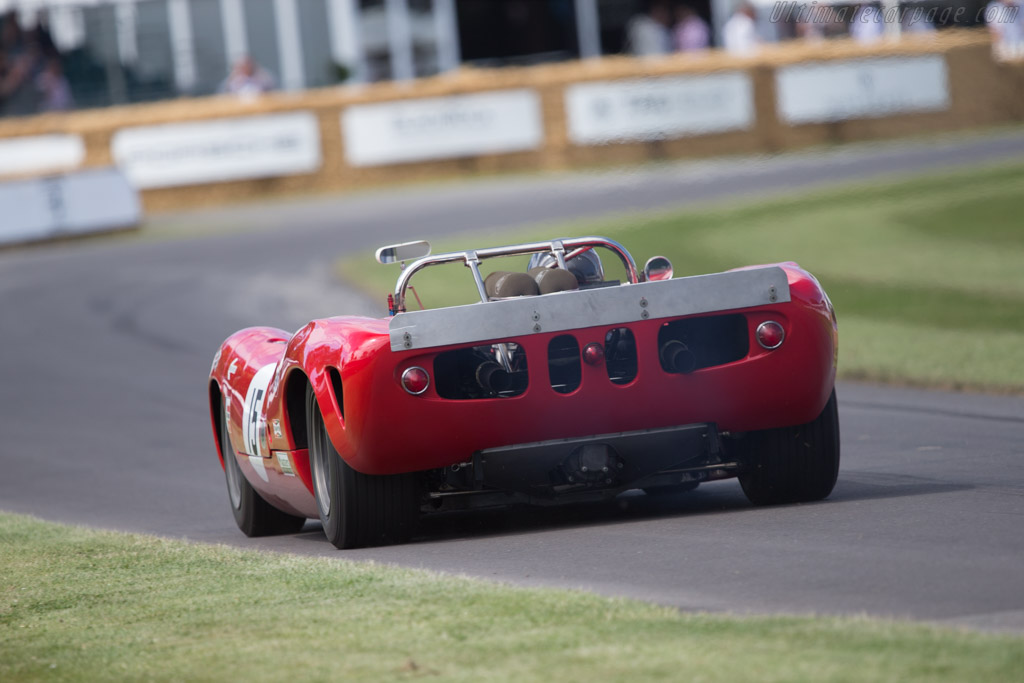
[{"xmin": 3, "ymin": 130, "xmax": 1024, "ymax": 633}]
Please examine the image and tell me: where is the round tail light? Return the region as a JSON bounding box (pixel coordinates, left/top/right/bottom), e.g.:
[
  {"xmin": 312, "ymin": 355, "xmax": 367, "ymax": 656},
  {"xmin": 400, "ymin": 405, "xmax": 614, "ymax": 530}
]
[
  {"xmin": 582, "ymin": 342, "xmax": 604, "ymax": 365},
  {"xmin": 756, "ymin": 321, "xmax": 785, "ymax": 350},
  {"xmin": 401, "ymin": 366, "xmax": 430, "ymax": 395}
]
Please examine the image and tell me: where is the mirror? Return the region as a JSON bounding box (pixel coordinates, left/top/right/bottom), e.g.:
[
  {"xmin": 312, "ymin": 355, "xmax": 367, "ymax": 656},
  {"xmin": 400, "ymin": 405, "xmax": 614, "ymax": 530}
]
[
  {"xmin": 643, "ymin": 256, "xmax": 673, "ymax": 282},
  {"xmin": 375, "ymin": 240, "xmax": 431, "ymax": 265}
]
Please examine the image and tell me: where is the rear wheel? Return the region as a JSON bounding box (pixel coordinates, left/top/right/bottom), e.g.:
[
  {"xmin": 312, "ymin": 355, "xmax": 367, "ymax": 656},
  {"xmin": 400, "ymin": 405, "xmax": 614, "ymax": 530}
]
[
  {"xmin": 738, "ymin": 389, "xmax": 840, "ymax": 506},
  {"xmin": 220, "ymin": 397, "xmax": 306, "ymax": 536},
  {"xmin": 306, "ymin": 387, "xmax": 420, "ymax": 549}
]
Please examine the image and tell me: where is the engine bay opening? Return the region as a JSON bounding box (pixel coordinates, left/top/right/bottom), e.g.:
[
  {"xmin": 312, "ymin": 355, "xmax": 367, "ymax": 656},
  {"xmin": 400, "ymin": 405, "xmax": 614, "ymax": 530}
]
[
  {"xmin": 547, "ymin": 335, "xmax": 581, "ymax": 394},
  {"xmin": 605, "ymin": 328, "xmax": 638, "ymax": 385},
  {"xmin": 433, "ymin": 342, "xmax": 529, "ymax": 399},
  {"xmin": 657, "ymin": 314, "xmax": 749, "ymax": 373}
]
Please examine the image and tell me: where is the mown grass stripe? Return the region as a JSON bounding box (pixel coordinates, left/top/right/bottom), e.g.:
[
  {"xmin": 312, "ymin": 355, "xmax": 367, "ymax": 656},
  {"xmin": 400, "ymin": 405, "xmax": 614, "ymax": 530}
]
[{"xmin": 2, "ymin": 512, "xmax": 1022, "ymax": 682}]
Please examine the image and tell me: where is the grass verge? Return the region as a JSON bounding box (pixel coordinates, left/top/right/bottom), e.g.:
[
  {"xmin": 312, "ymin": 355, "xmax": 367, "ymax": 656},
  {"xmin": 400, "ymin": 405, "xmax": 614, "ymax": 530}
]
[
  {"xmin": 340, "ymin": 161, "xmax": 1024, "ymax": 394},
  {"xmin": 2, "ymin": 513, "xmax": 1023, "ymax": 682}
]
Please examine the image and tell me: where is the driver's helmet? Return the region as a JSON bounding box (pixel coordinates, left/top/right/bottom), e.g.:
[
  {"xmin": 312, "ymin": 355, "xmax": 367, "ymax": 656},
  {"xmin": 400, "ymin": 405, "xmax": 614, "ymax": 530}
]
[{"xmin": 528, "ymin": 248, "xmax": 604, "ymax": 286}]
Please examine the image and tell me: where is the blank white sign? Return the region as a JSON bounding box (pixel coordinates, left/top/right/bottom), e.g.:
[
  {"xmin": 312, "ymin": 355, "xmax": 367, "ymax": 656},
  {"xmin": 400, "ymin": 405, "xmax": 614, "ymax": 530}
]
[
  {"xmin": 343, "ymin": 90, "xmax": 544, "ymax": 166},
  {"xmin": 776, "ymin": 56, "xmax": 951, "ymax": 125},
  {"xmin": 112, "ymin": 112, "xmax": 322, "ymax": 189},
  {"xmin": 566, "ymin": 72, "xmax": 755, "ymax": 145},
  {"xmin": 0, "ymin": 134, "xmax": 85, "ymax": 177}
]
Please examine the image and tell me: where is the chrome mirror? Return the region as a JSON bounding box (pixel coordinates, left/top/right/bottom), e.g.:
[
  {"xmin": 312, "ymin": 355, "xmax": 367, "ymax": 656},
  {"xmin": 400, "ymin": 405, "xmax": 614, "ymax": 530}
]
[
  {"xmin": 376, "ymin": 240, "xmax": 431, "ymax": 267},
  {"xmin": 643, "ymin": 256, "xmax": 673, "ymax": 282}
]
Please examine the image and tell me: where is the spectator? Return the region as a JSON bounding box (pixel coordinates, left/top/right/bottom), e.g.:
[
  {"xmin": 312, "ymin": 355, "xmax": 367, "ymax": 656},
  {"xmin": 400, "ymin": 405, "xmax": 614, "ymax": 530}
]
[
  {"xmin": 36, "ymin": 56, "xmax": 73, "ymax": 112},
  {"xmin": 625, "ymin": 0, "xmax": 672, "ymax": 56},
  {"xmin": 850, "ymin": 3, "xmax": 885, "ymax": 44},
  {"xmin": 985, "ymin": 0, "xmax": 1024, "ymax": 60},
  {"xmin": 219, "ymin": 56, "xmax": 275, "ymax": 97},
  {"xmin": 723, "ymin": 3, "xmax": 760, "ymax": 56},
  {"xmin": 796, "ymin": 6, "xmax": 828, "ymax": 43},
  {"xmin": 0, "ymin": 48, "xmax": 7, "ymax": 100},
  {"xmin": 0, "ymin": 13, "xmax": 42, "ymax": 117},
  {"xmin": 901, "ymin": 8, "xmax": 936, "ymax": 35},
  {"xmin": 673, "ymin": 4, "xmax": 710, "ymax": 52}
]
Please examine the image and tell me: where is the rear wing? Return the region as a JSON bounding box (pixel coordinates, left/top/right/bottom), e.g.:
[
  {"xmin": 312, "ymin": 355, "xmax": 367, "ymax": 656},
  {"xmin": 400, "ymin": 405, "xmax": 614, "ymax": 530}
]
[{"xmin": 389, "ymin": 266, "xmax": 790, "ymax": 352}]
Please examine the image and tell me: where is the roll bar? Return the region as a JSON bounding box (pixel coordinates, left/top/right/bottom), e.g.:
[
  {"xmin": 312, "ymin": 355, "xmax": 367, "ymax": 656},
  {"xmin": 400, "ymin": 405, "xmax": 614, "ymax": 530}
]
[{"xmin": 391, "ymin": 237, "xmax": 640, "ymax": 313}]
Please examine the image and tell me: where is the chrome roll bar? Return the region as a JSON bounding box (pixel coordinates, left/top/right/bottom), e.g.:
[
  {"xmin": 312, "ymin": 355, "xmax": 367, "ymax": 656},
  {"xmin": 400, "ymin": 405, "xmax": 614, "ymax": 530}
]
[{"xmin": 391, "ymin": 237, "xmax": 640, "ymax": 313}]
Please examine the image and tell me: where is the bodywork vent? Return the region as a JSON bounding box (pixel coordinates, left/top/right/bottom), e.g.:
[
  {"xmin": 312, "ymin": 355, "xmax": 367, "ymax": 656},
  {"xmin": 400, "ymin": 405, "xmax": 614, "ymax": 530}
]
[
  {"xmin": 657, "ymin": 314, "xmax": 749, "ymax": 372},
  {"xmin": 548, "ymin": 335, "xmax": 581, "ymax": 394},
  {"xmin": 605, "ymin": 328, "xmax": 637, "ymax": 385},
  {"xmin": 434, "ymin": 343, "xmax": 528, "ymax": 400}
]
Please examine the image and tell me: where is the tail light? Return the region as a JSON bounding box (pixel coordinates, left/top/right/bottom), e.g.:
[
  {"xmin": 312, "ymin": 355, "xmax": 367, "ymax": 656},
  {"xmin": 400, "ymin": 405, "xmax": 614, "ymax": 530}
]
[
  {"xmin": 582, "ymin": 342, "xmax": 604, "ymax": 365},
  {"xmin": 401, "ymin": 366, "xmax": 430, "ymax": 395},
  {"xmin": 756, "ymin": 321, "xmax": 785, "ymax": 350}
]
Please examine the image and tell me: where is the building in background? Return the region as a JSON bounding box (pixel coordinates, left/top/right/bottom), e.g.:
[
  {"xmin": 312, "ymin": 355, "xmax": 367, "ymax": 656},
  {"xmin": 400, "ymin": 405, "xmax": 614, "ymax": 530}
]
[
  {"xmin": 0, "ymin": 0, "xmax": 462, "ymax": 110},
  {"xmin": 0, "ymin": 0, "xmax": 722, "ymax": 114}
]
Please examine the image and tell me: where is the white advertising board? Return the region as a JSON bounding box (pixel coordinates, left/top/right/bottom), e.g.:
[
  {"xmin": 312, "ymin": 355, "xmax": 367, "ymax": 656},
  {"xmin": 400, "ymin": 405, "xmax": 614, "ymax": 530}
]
[
  {"xmin": 111, "ymin": 112, "xmax": 321, "ymax": 189},
  {"xmin": 342, "ymin": 89, "xmax": 544, "ymax": 166},
  {"xmin": 0, "ymin": 134, "xmax": 85, "ymax": 177},
  {"xmin": 776, "ymin": 56, "xmax": 950, "ymax": 125},
  {"xmin": 565, "ymin": 73, "xmax": 755, "ymax": 145},
  {"xmin": 0, "ymin": 167, "xmax": 141, "ymax": 245}
]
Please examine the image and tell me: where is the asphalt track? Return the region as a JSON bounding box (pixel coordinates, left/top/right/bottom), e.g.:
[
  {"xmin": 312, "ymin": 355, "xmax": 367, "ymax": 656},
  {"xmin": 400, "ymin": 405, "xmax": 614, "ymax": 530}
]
[{"xmin": 3, "ymin": 130, "xmax": 1024, "ymax": 633}]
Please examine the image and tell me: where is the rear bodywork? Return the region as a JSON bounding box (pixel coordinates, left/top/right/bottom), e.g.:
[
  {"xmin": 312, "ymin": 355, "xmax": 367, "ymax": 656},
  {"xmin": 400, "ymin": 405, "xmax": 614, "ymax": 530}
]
[{"xmin": 210, "ymin": 256, "xmax": 837, "ymax": 519}]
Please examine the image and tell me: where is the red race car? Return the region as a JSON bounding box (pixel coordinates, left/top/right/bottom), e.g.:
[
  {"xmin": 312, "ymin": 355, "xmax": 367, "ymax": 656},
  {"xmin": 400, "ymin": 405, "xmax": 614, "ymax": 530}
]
[{"xmin": 209, "ymin": 236, "xmax": 839, "ymax": 549}]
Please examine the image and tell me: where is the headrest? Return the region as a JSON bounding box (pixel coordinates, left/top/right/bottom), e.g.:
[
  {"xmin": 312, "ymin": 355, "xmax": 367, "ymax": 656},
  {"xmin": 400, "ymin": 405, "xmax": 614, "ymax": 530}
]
[
  {"xmin": 529, "ymin": 267, "xmax": 579, "ymax": 294},
  {"xmin": 485, "ymin": 271, "xmax": 540, "ymax": 298}
]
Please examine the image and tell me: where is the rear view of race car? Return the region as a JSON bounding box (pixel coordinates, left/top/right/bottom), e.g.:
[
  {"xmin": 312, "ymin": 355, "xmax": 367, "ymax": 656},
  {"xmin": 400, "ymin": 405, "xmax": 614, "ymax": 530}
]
[{"xmin": 209, "ymin": 237, "xmax": 839, "ymax": 548}]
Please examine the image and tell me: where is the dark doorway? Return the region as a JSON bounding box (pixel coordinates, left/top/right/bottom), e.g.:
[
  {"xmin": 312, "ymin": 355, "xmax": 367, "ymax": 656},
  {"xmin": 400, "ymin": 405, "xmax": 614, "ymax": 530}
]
[{"xmin": 456, "ymin": 0, "xmax": 578, "ymax": 65}]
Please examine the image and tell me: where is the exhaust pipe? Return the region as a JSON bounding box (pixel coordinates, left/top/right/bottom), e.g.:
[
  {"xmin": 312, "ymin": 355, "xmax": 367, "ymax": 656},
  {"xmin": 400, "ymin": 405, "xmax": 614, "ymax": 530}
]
[
  {"xmin": 660, "ymin": 340, "xmax": 696, "ymax": 374},
  {"xmin": 476, "ymin": 361, "xmax": 511, "ymax": 394}
]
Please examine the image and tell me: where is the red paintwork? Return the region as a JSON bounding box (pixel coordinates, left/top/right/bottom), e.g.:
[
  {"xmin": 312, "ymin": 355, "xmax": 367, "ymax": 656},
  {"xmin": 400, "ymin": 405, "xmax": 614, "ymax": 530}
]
[{"xmin": 209, "ymin": 262, "xmax": 837, "ymax": 520}]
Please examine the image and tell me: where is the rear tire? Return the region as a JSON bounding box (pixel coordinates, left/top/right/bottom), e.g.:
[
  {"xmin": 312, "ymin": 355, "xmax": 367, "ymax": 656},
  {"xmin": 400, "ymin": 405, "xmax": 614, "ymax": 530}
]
[
  {"xmin": 306, "ymin": 387, "xmax": 420, "ymax": 549},
  {"xmin": 220, "ymin": 397, "xmax": 306, "ymax": 536},
  {"xmin": 738, "ymin": 389, "xmax": 840, "ymax": 506}
]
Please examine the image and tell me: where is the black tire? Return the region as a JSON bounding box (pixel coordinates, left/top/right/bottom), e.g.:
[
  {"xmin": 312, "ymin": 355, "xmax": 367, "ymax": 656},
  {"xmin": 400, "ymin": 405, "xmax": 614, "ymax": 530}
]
[
  {"xmin": 306, "ymin": 387, "xmax": 420, "ymax": 549},
  {"xmin": 220, "ymin": 397, "xmax": 306, "ymax": 536},
  {"xmin": 738, "ymin": 388, "xmax": 840, "ymax": 506}
]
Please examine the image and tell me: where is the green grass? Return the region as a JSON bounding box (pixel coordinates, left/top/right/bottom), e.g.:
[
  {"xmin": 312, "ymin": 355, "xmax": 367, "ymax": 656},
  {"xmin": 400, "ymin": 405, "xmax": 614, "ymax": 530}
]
[
  {"xmin": 2, "ymin": 513, "xmax": 1022, "ymax": 682},
  {"xmin": 340, "ymin": 161, "xmax": 1024, "ymax": 393}
]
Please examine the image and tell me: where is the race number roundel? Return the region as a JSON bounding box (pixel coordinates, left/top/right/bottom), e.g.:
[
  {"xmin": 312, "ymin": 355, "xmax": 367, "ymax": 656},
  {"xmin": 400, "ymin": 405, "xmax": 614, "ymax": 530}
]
[{"xmin": 242, "ymin": 364, "xmax": 276, "ymax": 461}]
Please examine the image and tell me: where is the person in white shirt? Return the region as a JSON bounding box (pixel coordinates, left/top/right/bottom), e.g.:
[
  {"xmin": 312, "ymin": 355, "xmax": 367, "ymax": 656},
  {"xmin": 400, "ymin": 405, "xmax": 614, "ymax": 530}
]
[
  {"xmin": 673, "ymin": 4, "xmax": 711, "ymax": 52},
  {"xmin": 723, "ymin": 4, "xmax": 760, "ymax": 56},
  {"xmin": 626, "ymin": 0, "xmax": 673, "ymax": 56},
  {"xmin": 901, "ymin": 7, "xmax": 936, "ymax": 35},
  {"xmin": 850, "ymin": 3, "xmax": 885, "ymax": 44},
  {"xmin": 985, "ymin": 0, "xmax": 1024, "ymax": 59},
  {"xmin": 219, "ymin": 56, "xmax": 276, "ymax": 98}
]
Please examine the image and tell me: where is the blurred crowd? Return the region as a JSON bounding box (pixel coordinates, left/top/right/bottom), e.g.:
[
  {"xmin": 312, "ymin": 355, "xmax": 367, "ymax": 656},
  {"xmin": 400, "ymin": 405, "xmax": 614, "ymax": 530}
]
[
  {"xmin": 626, "ymin": 1, "xmax": 712, "ymax": 54},
  {"xmin": 624, "ymin": 0, "xmax": 898, "ymax": 57},
  {"xmin": 625, "ymin": 0, "xmax": 1023, "ymax": 57},
  {"xmin": 0, "ymin": 12, "xmax": 73, "ymax": 117}
]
